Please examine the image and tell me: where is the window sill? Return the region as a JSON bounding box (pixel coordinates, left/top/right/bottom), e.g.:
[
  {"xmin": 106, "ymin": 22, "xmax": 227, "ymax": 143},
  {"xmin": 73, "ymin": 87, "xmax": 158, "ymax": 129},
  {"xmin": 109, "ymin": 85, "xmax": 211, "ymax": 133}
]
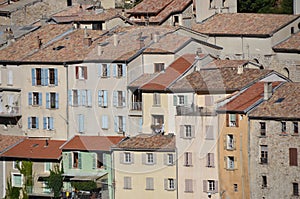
[
  {"xmin": 292, "ymin": 134, "xmax": 299, "ymax": 136},
  {"xmin": 182, "ymin": 137, "xmax": 194, "ymax": 140},
  {"xmin": 145, "ymin": 189, "xmax": 154, "ymax": 191},
  {"xmin": 184, "ymin": 191, "xmax": 194, "ymax": 193},
  {"xmin": 184, "ymin": 165, "xmax": 193, "ymax": 167},
  {"xmin": 258, "ymin": 135, "xmax": 267, "ymax": 138},
  {"xmin": 226, "ymin": 148, "xmax": 235, "ymax": 151},
  {"xmin": 206, "ymin": 165, "xmax": 215, "ymax": 168},
  {"xmin": 152, "ymin": 105, "xmax": 161, "ymax": 107},
  {"xmin": 226, "ymin": 168, "xmax": 236, "ymax": 171},
  {"xmin": 279, "ymin": 133, "xmax": 288, "ymax": 136}
]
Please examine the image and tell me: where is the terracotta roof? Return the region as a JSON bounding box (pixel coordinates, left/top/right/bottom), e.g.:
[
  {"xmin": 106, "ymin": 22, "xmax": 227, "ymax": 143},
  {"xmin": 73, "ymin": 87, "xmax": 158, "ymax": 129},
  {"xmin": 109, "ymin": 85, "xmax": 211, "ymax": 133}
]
[
  {"xmin": 0, "ymin": 24, "xmax": 74, "ymax": 61},
  {"xmin": 203, "ymin": 59, "xmax": 250, "ymax": 69},
  {"xmin": 113, "ymin": 134, "xmax": 175, "ymax": 150},
  {"xmin": 169, "ymin": 67, "xmax": 273, "ymax": 92},
  {"xmin": 249, "ymin": 82, "xmax": 300, "ymax": 119},
  {"xmin": 1, "ymin": 138, "xmax": 65, "ymax": 160},
  {"xmin": 218, "ymin": 81, "xmax": 282, "ymax": 112},
  {"xmin": 128, "ymin": 73, "xmax": 157, "ymax": 88},
  {"xmin": 192, "ymin": 13, "xmax": 299, "ymax": 37},
  {"xmin": 61, "ymin": 135, "xmax": 124, "ymax": 151},
  {"xmin": 127, "ymin": 0, "xmax": 192, "ymax": 24},
  {"xmin": 0, "ymin": 134, "xmax": 24, "ymax": 153},
  {"xmin": 0, "ymin": 0, "xmax": 41, "ymax": 13},
  {"xmin": 273, "ymin": 31, "xmax": 300, "ymax": 53},
  {"xmin": 141, "ymin": 54, "xmax": 196, "ymax": 91}
]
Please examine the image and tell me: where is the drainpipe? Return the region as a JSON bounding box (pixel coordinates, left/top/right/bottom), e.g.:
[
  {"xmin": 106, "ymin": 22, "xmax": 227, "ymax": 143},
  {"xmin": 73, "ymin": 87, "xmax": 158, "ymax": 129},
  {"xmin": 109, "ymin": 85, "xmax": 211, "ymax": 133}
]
[
  {"xmin": 64, "ymin": 63, "xmax": 69, "ymax": 139},
  {"xmin": 175, "ymin": 147, "xmax": 178, "ymax": 199},
  {"xmin": 2, "ymin": 160, "xmax": 5, "ymax": 198}
]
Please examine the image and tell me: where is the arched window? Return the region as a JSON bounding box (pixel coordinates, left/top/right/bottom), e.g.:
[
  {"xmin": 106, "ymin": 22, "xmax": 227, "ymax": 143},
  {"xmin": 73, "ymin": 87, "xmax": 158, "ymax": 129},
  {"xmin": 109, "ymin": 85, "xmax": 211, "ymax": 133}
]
[{"xmin": 283, "ymin": 67, "xmax": 289, "ymax": 78}]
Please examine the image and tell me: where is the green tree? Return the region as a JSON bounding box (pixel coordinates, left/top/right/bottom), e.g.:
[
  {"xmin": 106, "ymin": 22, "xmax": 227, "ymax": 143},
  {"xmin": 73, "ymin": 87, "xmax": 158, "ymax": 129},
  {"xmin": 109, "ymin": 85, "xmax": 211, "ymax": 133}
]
[
  {"xmin": 17, "ymin": 160, "xmax": 33, "ymax": 199},
  {"xmin": 47, "ymin": 165, "xmax": 64, "ymax": 199},
  {"xmin": 238, "ymin": 0, "xmax": 293, "ymax": 14},
  {"xmin": 5, "ymin": 177, "xmax": 21, "ymax": 199},
  {"xmin": 71, "ymin": 181, "xmax": 97, "ymax": 191}
]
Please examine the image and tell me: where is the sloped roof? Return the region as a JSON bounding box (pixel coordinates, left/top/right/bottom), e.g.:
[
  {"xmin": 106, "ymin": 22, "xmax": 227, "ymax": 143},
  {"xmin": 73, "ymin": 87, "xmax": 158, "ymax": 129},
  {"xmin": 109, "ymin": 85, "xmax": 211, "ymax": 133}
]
[
  {"xmin": 218, "ymin": 81, "xmax": 282, "ymax": 113},
  {"xmin": 128, "ymin": 73, "xmax": 157, "ymax": 88},
  {"xmin": 202, "ymin": 59, "xmax": 250, "ymax": 69},
  {"xmin": 273, "ymin": 31, "xmax": 300, "ymax": 53},
  {"xmin": 192, "ymin": 13, "xmax": 299, "ymax": 37},
  {"xmin": 1, "ymin": 138, "xmax": 65, "ymax": 160},
  {"xmin": 249, "ymin": 82, "xmax": 300, "ymax": 119},
  {"xmin": 140, "ymin": 54, "xmax": 196, "ymax": 91},
  {"xmin": 169, "ymin": 67, "xmax": 272, "ymax": 93},
  {"xmin": 0, "ymin": 134, "xmax": 24, "ymax": 153},
  {"xmin": 113, "ymin": 134, "xmax": 175, "ymax": 150},
  {"xmin": 61, "ymin": 135, "xmax": 124, "ymax": 151}
]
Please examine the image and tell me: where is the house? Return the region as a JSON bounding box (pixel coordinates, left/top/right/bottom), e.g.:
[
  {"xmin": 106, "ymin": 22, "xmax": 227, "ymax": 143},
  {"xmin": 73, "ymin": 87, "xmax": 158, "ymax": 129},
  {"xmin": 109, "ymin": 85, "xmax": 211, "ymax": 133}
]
[
  {"xmin": 216, "ymin": 81, "xmax": 286, "ymax": 199},
  {"xmin": 111, "ymin": 134, "xmax": 176, "ymax": 199},
  {"xmin": 60, "ymin": 135, "xmax": 124, "ymax": 199},
  {"xmin": 0, "ymin": 134, "xmax": 25, "ymax": 198},
  {"xmin": 126, "ymin": 0, "xmax": 193, "ymax": 26},
  {"xmin": 0, "ymin": 138, "xmax": 65, "ymax": 198},
  {"xmin": 248, "ymin": 82, "xmax": 300, "ymax": 198}
]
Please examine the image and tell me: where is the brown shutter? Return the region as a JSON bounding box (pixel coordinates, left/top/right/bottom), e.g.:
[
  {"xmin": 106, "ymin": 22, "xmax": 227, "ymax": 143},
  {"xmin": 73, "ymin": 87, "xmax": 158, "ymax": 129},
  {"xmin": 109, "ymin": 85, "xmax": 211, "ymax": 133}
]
[
  {"xmin": 84, "ymin": 67, "xmax": 87, "ymax": 79},
  {"xmin": 75, "ymin": 66, "xmax": 79, "ymax": 79},
  {"xmin": 289, "ymin": 148, "xmax": 298, "ymax": 166},
  {"xmin": 235, "ymin": 114, "xmax": 239, "ymax": 127},
  {"xmin": 226, "ymin": 114, "xmax": 229, "ymax": 127}
]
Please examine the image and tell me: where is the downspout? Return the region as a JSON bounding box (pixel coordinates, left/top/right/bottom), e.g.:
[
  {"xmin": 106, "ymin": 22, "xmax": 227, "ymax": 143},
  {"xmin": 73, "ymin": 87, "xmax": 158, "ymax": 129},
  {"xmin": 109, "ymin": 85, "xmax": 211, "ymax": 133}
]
[
  {"xmin": 241, "ymin": 36, "xmax": 244, "ymax": 59},
  {"xmin": 240, "ymin": 118, "xmax": 245, "ymax": 199},
  {"xmin": 64, "ymin": 63, "xmax": 69, "ymax": 139},
  {"xmin": 176, "ymin": 147, "xmax": 178, "ymax": 199},
  {"xmin": 2, "ymin": 159, "xmax": 5, "ymax": 198}
]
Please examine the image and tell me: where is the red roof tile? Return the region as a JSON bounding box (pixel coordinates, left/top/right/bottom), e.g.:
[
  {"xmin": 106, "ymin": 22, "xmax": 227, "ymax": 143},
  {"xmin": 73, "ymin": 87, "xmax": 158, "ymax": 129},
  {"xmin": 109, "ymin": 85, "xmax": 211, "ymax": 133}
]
[
  {"xmin": 218, "ymin": 81, "xmax": 282, "ymax": 112},
  {"xmin": 273, "ymin": 31, "xmax": 300, "ymax": 53},
  {"xmin": 1, "ymin": 139, "xmax": 65, "ymax": 160},
  {"xmin": 0, "ymin": 134, "xmax": 24, "ymax": 153},
  {"xmin": 61, "ymin": 135, "xmax": 124, "ymax": 151},
  {"xmin": 141, "ymin": 54, "xmax": 196, "ymax": 91}
]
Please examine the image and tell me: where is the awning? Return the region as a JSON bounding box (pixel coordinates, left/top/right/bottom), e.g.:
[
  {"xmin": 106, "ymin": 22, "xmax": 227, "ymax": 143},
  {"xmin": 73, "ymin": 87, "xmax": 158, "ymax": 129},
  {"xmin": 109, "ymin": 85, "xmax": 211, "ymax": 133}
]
[{"xmin": 69, "ymin": 172, "xmax": 108, "ymax": 182}]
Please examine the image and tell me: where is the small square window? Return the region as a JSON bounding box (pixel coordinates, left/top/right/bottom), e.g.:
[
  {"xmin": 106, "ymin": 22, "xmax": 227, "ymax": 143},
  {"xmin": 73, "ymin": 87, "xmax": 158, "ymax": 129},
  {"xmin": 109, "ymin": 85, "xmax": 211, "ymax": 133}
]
[
  {"xmin": 124, "ymin": 152, "xmax": 132, "ymax": 164},
  {"xmin": 260, "ymin": 122, "xmax": 266, "ymax": 136},
  {"xmin": 294, "ymin": 122, "xmax": 298, "ymax": 134},
  {"xmin": 262, "ymin": 176, "xmax": 267, "ymax": 188},
  {"xmin": 281, "ymin": 121, "xmax": 286, "ymax": 133},
  {"xmin": 234, "ymin": 184, "xmax": 238, "ymax": 192},
  {"xmin": 293, "ymin": 183, "xmax": 299, "ymax": 196}
]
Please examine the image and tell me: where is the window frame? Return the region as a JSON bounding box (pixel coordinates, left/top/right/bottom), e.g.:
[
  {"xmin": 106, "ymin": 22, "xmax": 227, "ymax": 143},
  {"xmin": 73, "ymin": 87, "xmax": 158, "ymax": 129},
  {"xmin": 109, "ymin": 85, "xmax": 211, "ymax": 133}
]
[
  {"xmin": 260, "ymin": 145, "xmax": 268, "ymax": 164},
  {"xmin": 184, "ymin": 152, "xmax": 192, "ymax": 167},
  {"xmin": 154, "ymin": 63, "xmax": 164, "ymax": 73},
  {"xmin": 293, "ymin": 183, "xmax": 299, "ymax": 196},
  {"xmin": 11, "ymin": 173, "xmax": 23, "ymax": 187},
  {"xmin": 124, "ymin": 152, "xmax": 132, "ymax": 164},
  {"xmin": 76, "ymin": 66, "xmax": 87, "ymax": 80},
  {"xmin": 146, "ymin": 177, "xmax": 154, "ymax": 190},
  {"xmin": 260, "ymin": 122, "xmax": 266, "ymax": 136},
  {"xmin": 227, "ymin": 156, "xmax": 235, "ymax": 170}
]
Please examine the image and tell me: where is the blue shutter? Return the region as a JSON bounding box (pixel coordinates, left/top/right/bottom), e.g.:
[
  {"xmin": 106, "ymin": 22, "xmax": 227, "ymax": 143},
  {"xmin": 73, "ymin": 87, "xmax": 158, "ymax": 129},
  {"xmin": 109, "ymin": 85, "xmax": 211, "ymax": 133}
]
[
  {"xmin": 103, "ymin": 90, "xmax": 108, "ymax": 107},
  {"xmin": 41, "ymin": 68, "xmax": 45, "ymax": 86},
  {"xmin": 43, "ymin": 117, "xmax": 47, "ymax": 129},
  {"xmin": 49, "ymin": 117, "xmax": 54, "ymax": 130},
  {"xmin": 113, "ymin": 64, "xmax": 117, "ymax": 77},
  {"xmin": 78, "ymin": 114, "xmax": 84, "ymax": 132},
  {"xmin": 122, "ymin": 64, "xmax": 126, "ymax": 77},
  {"xmin": 114, "ymin": 116, "xmax": 118, "ymax": 132},
  {"xmin": 55, "ymin": 93, "xmax": 59, "ymax": 108},
  {"xmin": 78, "ymin": 90, "xmax": 81, "ymax": 106},
  {"xmin": 31, "ymin": 69, "xmax": 36, "ymax": 86},
  {"xmin": 122, "ymin": 116, "xmax": 126, "ymax": 133},
  {"xmin": 28, "ymin": 92, "xmax": 32, "ymax": 105},
  {"xmin": 54, "ymin": 69, "xmax": 58, "ymax": 86},
  {"xmin": 139, "ymin": 118, "xmax": 143, "ymax": 132},
  {"xmin": 28, "ymin": 117, "xmax": 31, "ymax": 129},
  {"xmin": 173, "ymin": 95, "xmax": 177, "ymax": 106},
  {"xmin": 36, "ymin": 117, "xmax": 39, "ymax": 129},
  {"xmin": 81, "ymin": 90, "xmax": 86, "ymax": 106},
  {"xmin": 38, "ymin": 93, "xmax": 42, "ymax": 106},
  {"xmin": 98, "ymin": 90, "xmax": 102, "ymax": 106},
  {"xmin": 107, "ymin": 64, "xmax": 110, "ymax": 77},
  {"xmin": 113, "ymin": 91, "xmax": 117, "ymax": 107},
  {"xmin": 44, "ymin": 69, "xmax": 49, "ymax": 86},
  {"xmin": 102, "ymin": 115, "xmax": 108, "ymax": 129},
  {"xmin": 87, "ymin": 90, "xmax": 92, "ymax": 107},
  {"xmin": 184, "ymin": 96, "xmax": 188, "ymax": 106},
  {"xmin": 46, "ymin": 92, "xmax": 50, "ymax": 109},
  {"xmin": 122, "ymin": 91, "xmax": 126, "ymax": 107},
  {"xmin": 68, "ymin": 90, "xmax": 72, "ymax": 106},
  {"xmin": 98, "ymin": 64, "xmax": 102, "ymax": 77}
]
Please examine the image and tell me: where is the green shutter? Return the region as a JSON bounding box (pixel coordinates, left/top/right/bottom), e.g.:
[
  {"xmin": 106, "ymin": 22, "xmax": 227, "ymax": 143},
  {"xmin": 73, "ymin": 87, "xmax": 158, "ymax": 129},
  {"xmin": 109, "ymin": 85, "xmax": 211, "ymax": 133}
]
[{"xmin": 78, "ymin": 152, "xmax": 82, "ymax": 169}]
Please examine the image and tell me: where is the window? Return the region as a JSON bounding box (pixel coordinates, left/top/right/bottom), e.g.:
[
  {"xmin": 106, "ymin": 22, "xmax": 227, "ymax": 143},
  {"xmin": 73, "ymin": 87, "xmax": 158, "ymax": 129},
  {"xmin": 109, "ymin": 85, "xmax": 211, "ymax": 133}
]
[
  {"xmin": 154, "ymin": 63, "xmax": 164, "ymax": 72},
  {"xmin": 152, "ymin": 115, "xmax": 164, "ymax": 126},
  {"xmin": 293, "ymin": 183, "xmax": 299, "ymax": 196},
  {"xmin": 184, "ymin": 152, "xmax": 192, "ymax": 166},
  {"xmin": 114, "ymin": 116, "xmax": 125, "ymax": 133},
  {"xmin": 146, "ymin": 178, "xmax": 154, "ymax": 190},
  {"xmin": 44, "ymin": 162, "xmax": 52, "ymax": 172},
  {"xmin": 124, "ymin": 177, "xmax": 132, "ymax": 189},
  {"xmin": 76, "ymin": 66, "xmax": 87, "ymax": 80},
  {"xmin": 180, "ymin": 125, "xmax": 194, "ymax": 138},
  {"xmin": 165, "ymin": 178, "xmax": 175, "ymax": 190},
  {"xmin": 98, "ymin": 64, "xmax": 110, "ymax": 77},
  {"xmin": 32, "ymin": 68, "xmax": 58, "ymax": 86},
  {"xmin": 46, "ymin": 92, "xmax": 59, "ymax": 109},
  {"xmin": 260, "ymin": 145, "xmax": 268, "ymax": 164},
  {"xmin": 289, "ymin": 148, "xmax": 298, "ymax": 166},
  {"xmin": 113, "ymin": 64, "xmax": 126, "ymax": 78},
  {"xmin": 153, "ymin": 93, "xmax": 161, "ymax": 106},
  {"xmin": 227, "ymin": 156, "xmax": 235, "ymax": 170},
  {"xmin": 28, "ymin": 117, "xmax": 39, "ymax": 129},
  {"xmin": 13, "ymin": 161, "xmax": 21, "ymax": 170},
  {"xmin": 72, "ymin": 152, "xmax": 82, "ymax": 169},
  {"xmin": 178, "ymin": 95, "xmax": 185, "ymax": 105},
  {"xmin": 234, "ymin": 184, "xmax": 238, "ymax": 192},
  {"xmin": 165, "ymin": 153, "xmax": 174, "ymax": 165},
  {"xmin": 146, "ymin": 153, "xmax": 155, "ymax": 164},
  {"xmin": 173, "ymin": 95, "xmax": 187, "ymax": 106},
  {"xmin": 205, "ymin": 125, "xmax": 214, "ymax": 140},
  {"xmin": 43, "ymin": 181, "xmax": 51, "ymax": 193},
  {"xmin": 203, "ymin": 180, "xmax": 218, "ymax": 193},
  {"xmin": 28, "ymin": 92, "xmax": 42, "ymax": 106},
  {"xmin": 227, "ymin": 114, "xmax": 238, "ymax": 127},
  {"xmin": 12, "ymin": 173, "xmax": 22, "ymax": 187},
  {"xmin": 294, "ymin": 122, "xmax": 298, "ymax": 134},
  {"xmin": 7, "ymin": 70, "xmax": 13, "ymax": 85},
  {"xmin": 32, "ymin": 68, "xmax": 41, "ymax": 85},
  {"xmin": 185, "ymin": 179, "xmax": 193, "ymax": 193},
  {"xmin": 113, "ymin": 91, "xmax": 125, "ymax": 107},
  {"xmin": 262, "ymin": 176, "xmax": 267, "ymax": 188},
  {"xmin": 123, "ymin": 152, "xmax": 133, "ymax": 164},
  {"xmin": 281, "ymin": 121, "xmax": 286, "ymax": 133},
  {"xmin": 81, "ymin": 90, "xmax": 92, "ymax": 107},
  {"xmin": 48, "ymin": 68, "xmax": 58, "ymax": 85},
  {"xmin": 43, "ymin": 117, "xmax": 54, "ymax": 130},
  {"xmin": 260, "ymin": 122, "xmax": 266, "ymax": 136},
  {"xmin": 98, "ymin": 90, "xmax": 108, "ymax": 107},
  {"xmin": 78, "ymin": 114, "xmax": 84, "ymax": 133},
  {"xmin": 102, "ymin": 115, "xmax": 109, "ymax": 129},
  {"xmin": 72, "ymin": 90, "xmax": 79, "ymax": 106},
  {"xmin": 207, "ymin": 153, "xmax": 214, "ymax": 167},
  {"xmin": 226, "ymin": 134, "xmax": 235, "ymax": 150}
]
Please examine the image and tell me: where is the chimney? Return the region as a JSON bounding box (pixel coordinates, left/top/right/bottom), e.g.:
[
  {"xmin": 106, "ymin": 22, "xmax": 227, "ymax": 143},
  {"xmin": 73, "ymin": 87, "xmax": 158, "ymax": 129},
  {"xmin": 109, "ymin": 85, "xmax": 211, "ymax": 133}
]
[
  {"xmin": 113, "ymin": 33, "xmax": 119, "ymax": 46},
  {"xmin": 83, "ymin": 27, "xmax": 92, "ymax": 47},
  {"xmin": 264, "ymin": 82, "xmax": 272, "ymax": 101},
  {"xmin": 97, "ymin": 43, "xmax": 103, "ymax": 56},
  {"xmin": 153, "ymin": 32, "xmax": 159, "ymax": 43},
  {"xmin": 294, "ymin": 0, "xmax": 300, "ymax": 15},
  {"xmin": 237, "ymin": 65, "xmax": 243, "ymax": 74},
  {"xmin": 37, "ymin": 36, "xmax": 42, "ymax": 49}
]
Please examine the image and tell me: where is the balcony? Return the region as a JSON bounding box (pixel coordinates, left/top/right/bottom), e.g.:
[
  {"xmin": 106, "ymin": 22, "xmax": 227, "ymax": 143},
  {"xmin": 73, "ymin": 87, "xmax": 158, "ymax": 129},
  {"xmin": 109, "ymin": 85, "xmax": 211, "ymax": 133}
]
[
  {"xmin": 176, "ymin": 105, "xmax": 216, "ymax": 116},
  {"xmin": 129, "ymin": 102, "xmax": 142, "ymax": 116},
  {"xmin": 0, "ymin": 105, "xmax": 21, "ymax": 117}
]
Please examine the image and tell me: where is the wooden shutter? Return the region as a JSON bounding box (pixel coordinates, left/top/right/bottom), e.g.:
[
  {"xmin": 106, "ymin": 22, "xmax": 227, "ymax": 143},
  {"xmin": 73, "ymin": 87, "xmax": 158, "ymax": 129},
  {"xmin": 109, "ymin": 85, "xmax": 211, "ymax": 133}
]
[
  {"xmin": 46, "ymin": 92, "xmax": 50, "ymax": 108},
  {"xmin": 191, "ymin": 125, "xmax": 195, "ymax": 138},
  {"xmin": 235, "ymin": 114, "xmax": 239, "ymax": 127},
  {"xmin": 215, "ymin": 181, "xmax": 218, "ymax": 193},
  {"xmin": 203, "ymin": 180, "xmax": 207, "ymax": 192},
  {"xmin": 38, "ymin": 92, "xmax": 42, "ymax": 106},
  {"xmin": 226, "ymin": 114, "xmax": 229, "ymax": 127},
  {"xmin": 68, "ymin": 153, "xmax": 72, "ymax": 169},
  {"xmin": 31, "ymin": 68, "xmax": 36, "ymax": 86},
  {"xmin": 98, "ymin": 64, "xmax": 102, "ymax": 77},
  {"xmin": 55, "ymin": 93, "xmax": 59, "ymax": 108},
  {"xmin": 75, "ymin": 66, "xmax": 79, "ymax": 79},
  {"xmin": 43, "ymin": 117, "xmax": 47, "ymax": 129},
  {"xmin": 173, "ymin": 95, "xmax": 177, "ymax": 106},
  {"xmin": 122, "ymin": 64, "xmax": 126, "ymax": 77},
  {"xmin": 98, "ymin": 90, "xmax": 102, "ymax": 106},
  {"xmin": 28, "ymin": 92, "xmax": 32, "ymax": 105},
  {"xmin": 84, "ymin": 67, "xmax": 87, "ymax": 79},
  {"xmin": 180, "ymin": 125, "xmax": 184, "ymax": 138},
  {"xmin": 54, "ymin": 69, "xmax": 58, "ymax": 86},
  {"xmin": 290, "ymin": 148, "xmax": 298, "ymax": 166}
]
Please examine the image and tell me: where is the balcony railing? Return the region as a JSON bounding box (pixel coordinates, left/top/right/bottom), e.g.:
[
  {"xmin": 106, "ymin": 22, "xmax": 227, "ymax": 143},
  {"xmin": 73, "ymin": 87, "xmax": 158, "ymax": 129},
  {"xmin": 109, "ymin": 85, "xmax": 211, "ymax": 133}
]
[
  {"xmin": 176, "ymin": 105, "xmax": 216, "ymax": 116},
  {"xmin": 131, "ymin": 102, "xmax": 142, "ymax": 111},
  {"xmin": 0, "ymin": 106, "xmax": 21, "ymax": 116}
]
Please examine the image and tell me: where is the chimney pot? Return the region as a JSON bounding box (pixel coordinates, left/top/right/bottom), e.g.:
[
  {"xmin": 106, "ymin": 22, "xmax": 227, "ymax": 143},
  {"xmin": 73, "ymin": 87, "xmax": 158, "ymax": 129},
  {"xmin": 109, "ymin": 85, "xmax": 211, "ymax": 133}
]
[
  {"xmin": 153, "ymin": 32, "xmax": 159, "ymax": 42},
  {"xmin": 113, "ymin": 33, "xmax": 119, "ymax": 46},
  {"xmin": 264, "ymin": 82, "xmax": 272, "ymax": 101},
  {"xmin": 97, "ymin": 43, "xmax": 103, "ymax": 55},
  {"xmin": 237, "ymin": 65, "xmax": 243, "ymax": 74}
]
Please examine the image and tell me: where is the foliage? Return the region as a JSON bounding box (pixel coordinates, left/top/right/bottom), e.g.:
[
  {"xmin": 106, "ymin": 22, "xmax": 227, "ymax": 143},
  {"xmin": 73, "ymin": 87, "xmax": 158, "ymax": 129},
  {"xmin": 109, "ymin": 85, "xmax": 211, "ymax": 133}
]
[
  {"xmin": 238, "ymin": 0, "xmax": 293, "ymax": 14},
  {"xmin": 71, "ymin": 181, "xmax": 97, "ymax": 191},
  {"xmin": 47, "ymin": 165, "xmax": 64, "ymax": 199},
  {"xmin": 5, "ymin": 177, "xmax": 21, "ymax": 199},
  {"xmin": 16, "ymin": 160, "xmax": 33, "ymax": 199}
]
